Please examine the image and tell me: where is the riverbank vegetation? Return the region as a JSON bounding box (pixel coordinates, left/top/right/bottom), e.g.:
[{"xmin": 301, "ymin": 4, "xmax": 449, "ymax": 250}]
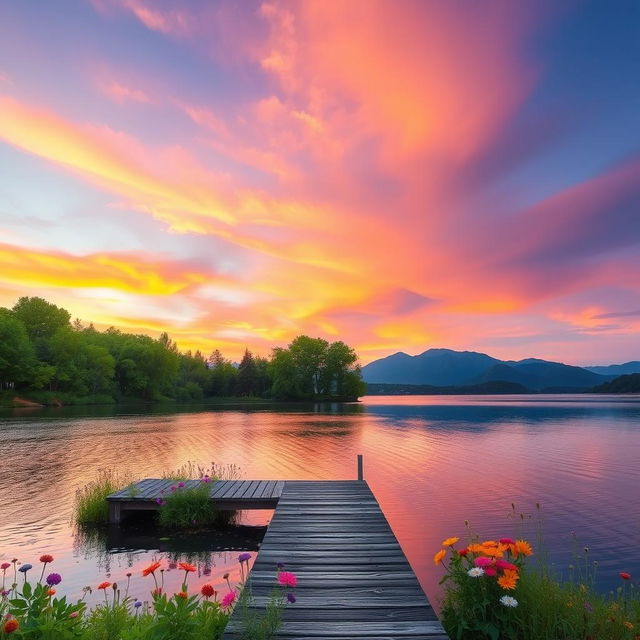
[
  {"xmin": 437, "ymin": 532, "xmax": 639, "ymax": 639},
  {"xmin": 0, "ymin": 555, "xmax": 296, "ymax": 639},
  {"xmin": 0, "ymin": 296, "xmax": 365, "ymax": 406}
]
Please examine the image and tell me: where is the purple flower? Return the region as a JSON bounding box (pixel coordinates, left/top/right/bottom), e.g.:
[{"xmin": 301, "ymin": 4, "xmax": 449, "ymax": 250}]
[
  {"xmin": 134, "ymin": 600, "xmax": 142, "ymax": 608},
  {"xmin": 46, "ymin": 573, "xmax": 62, "ymax": 586},
  {"xmin": 238, "ymin": 553, "xmax": 251, "ymax": 563},
  {"xmin": 201, "ymin": 475, "xmax": 210, "ymax": 483},
  {"xmin": 287, "ymin": 592, "xmax": 296, "ymax": 604},
  {"xmin": 156, "ymin": 498, "xmax": 165, "ymax": 505},
  {"xmin": 178, "ymin": 482, "xmax": 185, "ymax": 488},
  {"xmin": 170, "ymin": 486, "xmax": 177, "ymax": 492},
  {"xmin": 1, "ymin": 590, "xmax": 10, "ymax": 597},
  {"xmin": 18, "ymin": 564, "xmax": 32, "ymax": 573},
  {"xmin": 276, "ymin": 563, "xmax": 285, "ymax": 570}
]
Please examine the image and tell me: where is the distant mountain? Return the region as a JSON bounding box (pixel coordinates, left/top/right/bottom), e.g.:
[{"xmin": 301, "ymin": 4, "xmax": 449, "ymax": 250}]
[
  {"xmin": 366, "ymin": 381, "xmax": 530, "ymax": 395},
  {"xmin": 362, "ymin": 348, "xmax": 613, "ymax": 392},
  {"xmin": 361, "ymin": 348, "xmax": 500, "ymax": 385},
  {"xmin": 591, "ymin": 373, "xmax": 640, "ymax": 393},
  {"xmin": 585, "ymin": 361, "xmax": 640, "ymax": 376}
]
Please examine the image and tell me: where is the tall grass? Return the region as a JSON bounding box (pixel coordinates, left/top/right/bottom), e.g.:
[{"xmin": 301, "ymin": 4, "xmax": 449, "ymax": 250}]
[
  {"xmin": 73, "ymin": 468, "xmax": 135, "ymax": 525},
  {"xmin": 162, "ymin": 460, "xmax": 242, "ymax": 482}
]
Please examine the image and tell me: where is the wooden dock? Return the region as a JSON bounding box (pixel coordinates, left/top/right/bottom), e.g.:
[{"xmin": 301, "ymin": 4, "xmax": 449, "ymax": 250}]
[
  {"xmin": 106, "ymin": 478, "xmax": 284, "ymax": 524},
  {"xmin": 223, "ymin": 480, "xmax": 447, "ymax": 639},
  {"xmin": 107, "ymin": 470, "xmax": 448, "ymax": 638}
]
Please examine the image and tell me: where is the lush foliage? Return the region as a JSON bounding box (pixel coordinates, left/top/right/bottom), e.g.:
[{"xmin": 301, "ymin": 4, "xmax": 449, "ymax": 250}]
[
  {"xmin": 437, "ymin": 534, "xmax": 640, "ymax": 640},
  {"xmin": 0, "ymin": 554, "xmax": 295, "ymax": 639},
  {"xmin": 0, "ymin": 296, "xmax": 365, "ymax": 403},
  {"xmin": 157, "ymin": 480, "xmax": 224, "ymax": 529},
  {"xmin": 73, "ymin": 468, "xmax": 135, "ymax": 526}
]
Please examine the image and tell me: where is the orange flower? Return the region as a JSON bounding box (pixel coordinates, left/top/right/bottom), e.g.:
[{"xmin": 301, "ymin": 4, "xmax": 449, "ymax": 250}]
[
  {"xmin": 97, "ymin": 582, "xmax": 111, "ymax": 590},
  {"xmin": 623, "ymin": 621, "xmax": 634, "ymax": 630},
  {"xmin": 467, "ymin": 544, "xmax": 486, "ymax": 554},
  {"xmin": 433, "ymin": 549, "xmax": 446, "ymax": 565},
  {"xmin": 497, "ymin": 569, "xmax": 519, "ymax": 590},
  {"xmin": 39, "ymin": 554, "xmax": 54, "ymax": 564},
  {"xmin": 481, "ymin": 540, "xmax": 498, "ymax": 547},
  {"xmin": 47, "ymin": 588, "xmax": 56, "ymax": 596},
  {"xmin": 142, "ymin": 561, "xmax": 162, "ymax": 577},
  {"xmin": 3, "ymin": 619, "xmax": 19, "ymax": 634},
  {"xmin": 482, "ymin": 546, "xmax": 505, "ymax": 558},
  {"xmin": 441, "ymin": 537, "xmax": 459, "ymax": 547},
  {"xmin": 512, "ymin": 540, "xmax": 533, "ymax": 557},
  {"xmin": 178, "ymin": 562, "xmax": 196, "ymax": 573},
  {"xmin": 176, "ymin": 591, "xmax": 188, "ymax": 599}
]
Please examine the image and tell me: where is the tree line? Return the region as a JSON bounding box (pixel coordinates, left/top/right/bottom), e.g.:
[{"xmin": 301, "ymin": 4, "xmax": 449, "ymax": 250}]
[{"xmin": 0, "ymin": 296, "xmax": 366, "ymax": 403}]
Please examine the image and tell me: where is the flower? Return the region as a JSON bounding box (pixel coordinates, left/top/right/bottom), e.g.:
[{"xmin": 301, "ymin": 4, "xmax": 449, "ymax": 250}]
[
  {"xmin": 46, "ymin": 573, "xmax": 62, "ymax": 586},
  {"xmin": 433, "ymin": 549, "xmax": 446, "ymax": 565},
  {"xmin": 495, "ymin": 560, "xmax": 518, "ymax": 571},
  {"xmin": 39, "ymin": 554, "xmax": 54, "ymax": 564},
  {"xmin": 178, "ymin": 482, "xmax": 185, "ymax": 488},
  {"xmin": 511, "ymin": 540, "xmax": 533, "ymax": 557},
  {"xmin": 18, "ymin": 564, "xmax": 32, "ymax": 573},
  {"xmin": 238, "ymin": 553, "xmax": 251, "ymax": 563},
  {"xmin": 176, "ymin": 591, "xmax": 188, "ymax": 599},
  {"xmin": 69, "ymin": 611, "xmax": 79, "ymax": 618},
  {"xmin": 1, "ymin": 562, "xmax": 10, "ymax": 570},
  {"xmin": 484, "ymin": 567, "xmax": 497, "ymax": 577},
  {"xmin": 287, "ymin": 592, "xmax": 296, "ymax": 603},
  {"xmin": 458, "ymin": 548, "xmax": 469, "ymax": 557},
  {"xmin": 623, "ymin": 621, "xmax": 634, "ymax": 630},
  {"xmin": 467, "ymin": 567, "xmax": 485, "ymax": 577},
  {"xmin": 442, "ymin": 537, "xmax": 459, "ymax": 547},
  {"xmin": 474, "ymin": 556, "xmax": 493, "ymax": 567},
  {"xmin": 134, "ymin": 601, "xmax": 142, "ymax": 608},
  {"xmin": 152, "ymin": 588, "xmax": 163, "ymax": 596},
  {"xmin": 3, "ymin": 619, "xmax": 19, "ymax": 634},
  {"xmin": 97, "ymin": 582, "xmax": 111, "ymax": 590},
  {"xmin": 178, "ymin": 562, "xmax": 196, "ymax": 572},
  {"xmin": 499, "ymin": 538, "xmax": 516, "ymax": 545},
  {"xmin": 276, "ymin": 563, "xmax": 285, "ymax": 569},
  {"xmin": 500, "ymin": 595, "xmax": 518, "ymax": 607},
  {"xmin": 497, "ymin": 569, "xmax": 519, "ymax": 590},
  {"xmin": 142, "ymin": 562, "xmax": 161, "ymax": 576},
  {"xmin": 47, "ymin": 588, "xmax": 56, "ymax": 596},
  {"xmin": 620, "ymin": 572, "xmax": 631, "ymax": 580},
  {"xmin": 155, "ymin": 498, "xmax": 165, "ymax": 505},
  {"xmin": 278, "ymin": 572, "xmax": 297, "ymax": 588},
  {"xmin": 201, "ymin": 584, "xmax": 215, "ymax": 598},
  {"xmin": 221, "ymin": 591, "xmax": 237, "ymax": 608}
]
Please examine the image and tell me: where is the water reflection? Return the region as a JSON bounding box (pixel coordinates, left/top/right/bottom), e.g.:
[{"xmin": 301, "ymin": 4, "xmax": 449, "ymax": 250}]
[{"xmin": 1, "ymin": 395, "xmax": 639, "ymax": 609}]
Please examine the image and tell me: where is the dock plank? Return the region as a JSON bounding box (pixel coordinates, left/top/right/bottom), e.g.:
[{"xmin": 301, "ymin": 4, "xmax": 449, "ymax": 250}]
[{"xmin": 223, "ymin": 480, "xmax": 447, "ymax": 639}]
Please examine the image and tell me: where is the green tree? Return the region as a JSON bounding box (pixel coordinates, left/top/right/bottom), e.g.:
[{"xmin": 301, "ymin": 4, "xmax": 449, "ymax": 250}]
[
  {"xmin": 289, "ymin": 336, "xmax": 329, "ymax": 395},
  {"xmin": 12, "ymin": 296, "xmax": 71, "ymax": 341},
  {"xmin": 0, "ymin": 309, "xmax": 36, "ymax": 388},
  {"xmin": 237, "ymin": 348, "xmax": 258, "ymax": 396}
]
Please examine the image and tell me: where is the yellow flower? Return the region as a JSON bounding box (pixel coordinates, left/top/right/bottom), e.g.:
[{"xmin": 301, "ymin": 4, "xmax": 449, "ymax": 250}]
[
  {"xmin": 441, "ymin": 537, "xmax": 459, "ymax": 547},
  {"xmin": 497, "ymin": 569, "xmax": 519, "ymax": 590},
  {"xmin": 623, "ymin": 621, "xmax": 634, "ymax": 630},
  {"xmin": 434, "ymin": 549, "xmax": 447, "ymax": 565}
]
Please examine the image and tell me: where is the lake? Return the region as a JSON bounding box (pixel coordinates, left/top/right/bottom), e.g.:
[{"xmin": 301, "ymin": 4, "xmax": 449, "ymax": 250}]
[{"xmin": 1, "ymin": 394, "xmax": 639, "ymax": 610}]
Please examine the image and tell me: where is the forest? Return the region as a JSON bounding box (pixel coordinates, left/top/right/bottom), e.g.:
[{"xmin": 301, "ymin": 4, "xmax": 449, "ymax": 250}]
[{"xmin": 0, "ymin": 296, "xmax": 366, "ymax": 404}]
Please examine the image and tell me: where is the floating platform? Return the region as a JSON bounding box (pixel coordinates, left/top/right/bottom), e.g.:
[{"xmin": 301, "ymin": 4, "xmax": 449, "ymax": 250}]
[{"xmin": 107, "ymin": 473, "xmax": 448, "ymax": 638}]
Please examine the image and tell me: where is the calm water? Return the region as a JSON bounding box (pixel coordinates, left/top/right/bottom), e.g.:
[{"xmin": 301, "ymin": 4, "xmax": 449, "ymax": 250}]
[{"xmin": 1, "ymin": 395, "xmax": 639, "ymax": 610}]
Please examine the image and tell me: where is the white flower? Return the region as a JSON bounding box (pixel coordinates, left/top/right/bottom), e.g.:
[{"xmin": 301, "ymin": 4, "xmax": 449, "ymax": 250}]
[
  {"xmin": 500, "ymin": 595, "xmax": 518, "ymax": 608},
  {"xmin": 467, "ymin": 567, "xmax": 485, "ymax": 577}
]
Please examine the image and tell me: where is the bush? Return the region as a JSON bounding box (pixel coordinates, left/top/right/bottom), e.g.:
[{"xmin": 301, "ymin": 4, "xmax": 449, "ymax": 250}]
[
  {"xmin": 158, "ymin": 481, "xmax": 220, "ymax": 529},
  {"xmin": 437, "ymin": 533, "xmax": 640, "ymax": 640}
]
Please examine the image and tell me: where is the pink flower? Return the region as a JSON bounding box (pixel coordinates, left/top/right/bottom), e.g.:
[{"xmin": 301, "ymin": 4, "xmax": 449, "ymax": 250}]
[
  {"xmin": 499, "ymin": 538, "xmax": 516, "ymax": 545},
  {"xmin": 484, "ymin": 567, "xmax": 497, "ymax": 577},
  {"xmin": 0, "ymin": 563, "xmax": 10, "ymax": 571},
  {"xmin": 221, "ymin": 591, "xmax": 237, "ymax": 609},
  {"xmin": 474, "ymin": 557, "xmax": 493, "ymax": 568},
  {"xmin": 277, "ymin": 572, "xmax": 297, "ymax": 588},
  {"xmin": 495, "ymin": 560, "xmax": 518, "ymax": 571}
]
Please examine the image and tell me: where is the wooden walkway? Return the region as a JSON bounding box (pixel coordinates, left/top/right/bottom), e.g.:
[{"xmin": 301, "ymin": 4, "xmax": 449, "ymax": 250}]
[
  {"xmin": 107, "ymin": 479, "xmax": 284, "ymax": 523},
  {"xmin": 223, "ymin": 481, "xmax": 448, "ymax": 639}
]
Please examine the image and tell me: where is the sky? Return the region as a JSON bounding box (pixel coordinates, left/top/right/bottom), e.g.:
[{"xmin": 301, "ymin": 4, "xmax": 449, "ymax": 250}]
[{"xmin": 1, "ymin": 0, "xmax": 639, "ymax": 366}]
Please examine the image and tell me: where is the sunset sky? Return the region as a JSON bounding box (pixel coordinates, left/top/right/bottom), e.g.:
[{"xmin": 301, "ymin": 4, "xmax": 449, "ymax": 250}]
[{"xmin": 1, "ymin": 0, "xmax": 639, "ymax": 365}]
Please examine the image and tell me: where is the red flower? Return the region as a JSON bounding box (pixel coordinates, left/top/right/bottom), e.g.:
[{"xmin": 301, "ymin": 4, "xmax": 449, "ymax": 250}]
[
  {"xmin": 3, "ymin": 619, "xmax": 19, "ymax": 634},
  {"xmin": 178, "ymin": 562, "xmax": 196, "ymax": 573},
  {"xmin": 47, "ymin": 588, "xmax": 56, "ymax": 596},
  {"xmin": 499, "ymin": 538, "xmax": 516, "ymax": 545},
  {"xmin": 620, "ymin": 572, "xmax": 631, "ymax": 580},
  {"xmin": 39, "ymin": 554, "xmax": 54, "ymax": 564},
  {"xmin": 152, "ymin": 588, "xmax": 163, "ymax": 596},
  {"xmin": 277, "ymin": 572, "xmax": 297, "ymax": 588},
  {"xmin": 458, "ymin": 548, "xmax": 469, "ymax": 557},
  {"xmin": 142, "ymin": 561, "xmax": 162, "ymax": 577},
  {"xmin": 496, "ymin": 559, "xmax": 518, "ymax": 571},
  {"xmin": 97, "ymin": 582, "xmax": 111, "ymax": 590},
  {"xmin": 201, "ymin": 584, "xmax": 215, "ymax": 598},
  {"xmin": 176, "ymin": 591, "xmax": 188, "ymax": 599}
]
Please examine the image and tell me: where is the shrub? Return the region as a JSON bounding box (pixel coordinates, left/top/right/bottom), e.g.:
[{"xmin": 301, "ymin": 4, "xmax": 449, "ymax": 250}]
[
  {"xmin": 437, "ymin": 534, "xmax": 640, "ymax": 640},
  {"xmin": 158, "ymin": 481, "xmax": 220, "ymax": 529}
]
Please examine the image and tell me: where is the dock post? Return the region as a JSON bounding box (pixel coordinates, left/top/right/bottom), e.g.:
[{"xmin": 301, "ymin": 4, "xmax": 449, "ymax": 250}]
[
  {"xmin": 357, "ymin": 454, "xmax": 363, "ymax": 480},
  {"xmin": 108, "ymin": 501, "xmax": 121, "ymax": 525}
]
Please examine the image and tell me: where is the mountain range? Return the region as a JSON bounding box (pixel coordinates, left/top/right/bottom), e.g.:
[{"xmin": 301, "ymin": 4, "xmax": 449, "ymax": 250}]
[{"xmin": 361, "ymin": 348, "xmax": 640, "ymax": 392}]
